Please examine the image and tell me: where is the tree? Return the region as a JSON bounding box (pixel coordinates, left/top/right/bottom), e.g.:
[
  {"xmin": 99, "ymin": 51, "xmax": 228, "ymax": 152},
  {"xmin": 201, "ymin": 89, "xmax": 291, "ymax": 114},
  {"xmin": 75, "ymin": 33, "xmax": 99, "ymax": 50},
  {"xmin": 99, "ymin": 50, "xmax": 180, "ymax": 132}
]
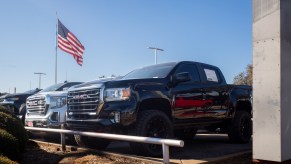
[{"xmin": 233, "ymin": 64, "xmax": 253, "ymax": 86}]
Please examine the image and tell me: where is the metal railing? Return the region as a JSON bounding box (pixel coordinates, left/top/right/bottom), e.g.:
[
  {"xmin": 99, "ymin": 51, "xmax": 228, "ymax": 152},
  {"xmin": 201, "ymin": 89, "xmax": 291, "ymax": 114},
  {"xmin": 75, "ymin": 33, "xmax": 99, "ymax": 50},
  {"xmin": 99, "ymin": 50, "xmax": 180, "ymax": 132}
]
[{"xmin": 25, "ymin": 126, "xmax": 184, "ymax": 164}]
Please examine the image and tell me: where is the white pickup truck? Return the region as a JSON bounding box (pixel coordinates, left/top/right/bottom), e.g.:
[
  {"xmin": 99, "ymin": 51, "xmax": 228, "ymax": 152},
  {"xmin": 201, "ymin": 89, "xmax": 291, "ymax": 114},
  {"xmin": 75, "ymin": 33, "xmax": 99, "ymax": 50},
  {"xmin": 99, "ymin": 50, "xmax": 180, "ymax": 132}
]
[{"xmin": 25, "ymin": 82, "xmax": 82, "ymax": 129}]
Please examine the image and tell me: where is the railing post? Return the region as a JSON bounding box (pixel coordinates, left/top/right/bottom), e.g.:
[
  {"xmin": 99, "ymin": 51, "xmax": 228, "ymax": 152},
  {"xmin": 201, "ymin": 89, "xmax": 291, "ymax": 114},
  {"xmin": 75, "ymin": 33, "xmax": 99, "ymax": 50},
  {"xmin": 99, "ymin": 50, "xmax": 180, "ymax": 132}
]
[
  {"xmin": 162, "ymin": 143, "xmax": 170, "ymax": 164},
  {"xmin": 61, "ymin": 124, "xmax": 66, "ymax": 151}
]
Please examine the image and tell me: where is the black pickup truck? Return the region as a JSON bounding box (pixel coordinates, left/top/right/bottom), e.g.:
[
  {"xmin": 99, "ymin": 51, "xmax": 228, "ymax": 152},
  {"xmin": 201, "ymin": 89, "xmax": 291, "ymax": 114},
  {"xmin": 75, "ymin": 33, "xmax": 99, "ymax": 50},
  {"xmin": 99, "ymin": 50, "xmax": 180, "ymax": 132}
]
[
  {"xmin": 0, "ymin": 88, "xmax": 41, "ymax": 122},
  {"xmin": 66, "ymin": 61, "xmax": 252, "ymax": 156}
]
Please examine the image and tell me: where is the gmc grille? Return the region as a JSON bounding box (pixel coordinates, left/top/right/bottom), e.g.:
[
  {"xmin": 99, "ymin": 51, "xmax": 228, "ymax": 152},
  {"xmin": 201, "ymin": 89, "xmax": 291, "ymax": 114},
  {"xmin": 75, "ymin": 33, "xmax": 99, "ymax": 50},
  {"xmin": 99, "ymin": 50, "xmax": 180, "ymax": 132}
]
[
  {"xmin": 67, "ymin": 89, "xmax": 100, "ymax": 114},
  {"xmin": 26, "ymin": 96, "xmax": 46, "ymax": 114}
]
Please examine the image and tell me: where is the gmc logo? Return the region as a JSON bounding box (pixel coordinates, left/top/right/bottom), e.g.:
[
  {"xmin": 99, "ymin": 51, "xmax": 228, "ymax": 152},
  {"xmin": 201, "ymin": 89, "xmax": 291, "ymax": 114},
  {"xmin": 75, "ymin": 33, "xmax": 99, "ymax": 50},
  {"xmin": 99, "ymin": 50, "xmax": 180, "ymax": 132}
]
[
  {"xmin": 28, "ymin": 101, "xmax": 38, "ymax": 106},
  {"xmin": 72, "ymin": 94, "xmax": 89, "ymax": 100}
]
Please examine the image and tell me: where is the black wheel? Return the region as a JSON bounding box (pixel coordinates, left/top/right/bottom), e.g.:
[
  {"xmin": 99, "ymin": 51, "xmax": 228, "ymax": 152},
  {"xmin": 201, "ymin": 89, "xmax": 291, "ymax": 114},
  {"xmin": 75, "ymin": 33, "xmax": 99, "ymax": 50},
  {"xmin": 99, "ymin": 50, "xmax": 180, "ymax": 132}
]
[
  {"xmin": 206, "ymin": 126, "xmax": 218, "ymax": 133},
  {"xmin": 228, "ymin": 111, "xmax": 252, "ymax": 143},
  {"xmin": 174, "ymin": 128, "xmax": 197, "ymax": 141},
  {"xmin": 74, "ymin": 134, "xmax": 110, "ymax": 150},
  {"xmin": 43, "ymin": 134, "xmax": 60, "ymax": 142},
  {"xmin": 66, "ymin": 135, "xmax": 77, "ymax": 145},
  {"xmin": 129, "ymin": 110, "xmax": 173, "ymax": 157}
]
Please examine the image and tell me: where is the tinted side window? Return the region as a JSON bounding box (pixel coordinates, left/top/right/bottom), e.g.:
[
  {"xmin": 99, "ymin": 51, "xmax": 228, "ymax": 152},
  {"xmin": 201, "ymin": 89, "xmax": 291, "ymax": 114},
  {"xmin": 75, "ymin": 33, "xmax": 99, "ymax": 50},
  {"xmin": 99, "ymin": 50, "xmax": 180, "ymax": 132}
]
[{"xmin": 175, "ymin": 64, "xmax": 200, "ymax": 82}]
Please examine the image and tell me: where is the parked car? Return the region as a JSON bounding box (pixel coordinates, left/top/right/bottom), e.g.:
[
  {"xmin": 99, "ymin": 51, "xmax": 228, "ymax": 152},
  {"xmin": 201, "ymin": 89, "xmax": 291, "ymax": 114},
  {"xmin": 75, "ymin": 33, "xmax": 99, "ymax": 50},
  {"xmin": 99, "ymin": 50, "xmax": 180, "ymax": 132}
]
[
  {"xmin": 0, "ymin": 92, "xmax": 8, "ymax": 96},
  {"xmin": 25, "ymin": 82, "xmax": 82, "ymax": 129},
  {"xmin": 66, "ymin": 61, "xmax": 252, "ymax": 156},
  {"xmin": 0, "ymin": 88, "xmax": 41, "ymax": 122}
]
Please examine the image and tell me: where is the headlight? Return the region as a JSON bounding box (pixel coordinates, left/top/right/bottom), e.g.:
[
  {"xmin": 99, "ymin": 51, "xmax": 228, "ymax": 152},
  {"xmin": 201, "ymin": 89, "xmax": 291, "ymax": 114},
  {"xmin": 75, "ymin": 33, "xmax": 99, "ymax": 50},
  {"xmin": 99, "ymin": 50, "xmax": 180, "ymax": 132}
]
[
  {"xmin": 50, "ymin": 96, "xmax": 66, "ymax": 109},
  {"xmin": 6, "ymin": 97, "xmax": 19, "ymax": 101},
  {"xmin": 104, "ymin": 87, "xmax": 131, "ymax": 102}
]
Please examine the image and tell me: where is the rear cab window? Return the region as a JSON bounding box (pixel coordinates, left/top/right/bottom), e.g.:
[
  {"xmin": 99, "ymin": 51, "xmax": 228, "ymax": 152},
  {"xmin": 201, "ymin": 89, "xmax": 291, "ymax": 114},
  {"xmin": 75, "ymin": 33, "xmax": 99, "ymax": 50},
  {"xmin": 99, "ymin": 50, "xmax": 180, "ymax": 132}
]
[
  {"xmin": 204, "ymin": 68, "xmax": 219, "ymax": 82},
  {"xmin": 200, "ymin": 65, "xmax": 221, "ymax": 84}
]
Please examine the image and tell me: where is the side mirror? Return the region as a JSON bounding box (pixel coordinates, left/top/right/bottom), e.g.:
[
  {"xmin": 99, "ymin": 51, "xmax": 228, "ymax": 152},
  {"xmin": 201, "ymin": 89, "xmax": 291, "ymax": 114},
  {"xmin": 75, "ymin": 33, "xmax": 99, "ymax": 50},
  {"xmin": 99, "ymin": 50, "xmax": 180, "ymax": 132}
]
[{"xmin": 174, "ymin": 72, "xmax": 191, "ymax": 84}]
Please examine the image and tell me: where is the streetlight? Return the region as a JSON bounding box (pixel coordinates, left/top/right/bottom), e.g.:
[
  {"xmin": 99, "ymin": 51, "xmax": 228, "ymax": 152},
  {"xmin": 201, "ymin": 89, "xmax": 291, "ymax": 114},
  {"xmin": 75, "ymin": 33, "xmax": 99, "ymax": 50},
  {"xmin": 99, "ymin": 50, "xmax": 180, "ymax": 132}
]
[
  {"xmin": 148, "ymin": 47, "xmax": 164, "ymax": 64},
  {"xmin": 34, "ymin": 72, "xmax": 46, "ymax": 89}
]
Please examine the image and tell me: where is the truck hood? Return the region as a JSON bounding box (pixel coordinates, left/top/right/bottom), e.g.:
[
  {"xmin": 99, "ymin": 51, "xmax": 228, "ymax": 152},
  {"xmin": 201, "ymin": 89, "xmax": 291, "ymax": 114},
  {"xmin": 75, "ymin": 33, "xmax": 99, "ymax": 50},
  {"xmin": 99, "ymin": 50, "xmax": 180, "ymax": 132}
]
[
  {"xmin": 69, "ymin": 78, "xmax": 168, "ymax": 92},
  {"xmin": 1, "ymin": 93, "xmax": 33, "ymax": 99},
  {"xmin": 27, "ymin": 90, "xmax": 68, "ymax": 99}
]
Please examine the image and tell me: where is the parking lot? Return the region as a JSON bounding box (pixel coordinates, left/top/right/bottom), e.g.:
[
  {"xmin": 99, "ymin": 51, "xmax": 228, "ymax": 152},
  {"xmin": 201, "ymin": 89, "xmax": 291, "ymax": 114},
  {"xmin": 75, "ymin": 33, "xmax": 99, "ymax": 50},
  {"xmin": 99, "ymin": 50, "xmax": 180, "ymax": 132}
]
[{"xmin": 29, "ymin": 132, "xmax": 251, "ymax": 163}]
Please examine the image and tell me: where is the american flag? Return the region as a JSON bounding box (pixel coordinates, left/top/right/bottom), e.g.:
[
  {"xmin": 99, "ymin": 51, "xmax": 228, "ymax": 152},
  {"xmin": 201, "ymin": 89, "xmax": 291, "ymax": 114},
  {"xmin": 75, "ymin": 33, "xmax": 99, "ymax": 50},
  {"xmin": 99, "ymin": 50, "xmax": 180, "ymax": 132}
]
[{"xmin": 58, "ymin": 20, "xmax": 85, "ymax": 66}]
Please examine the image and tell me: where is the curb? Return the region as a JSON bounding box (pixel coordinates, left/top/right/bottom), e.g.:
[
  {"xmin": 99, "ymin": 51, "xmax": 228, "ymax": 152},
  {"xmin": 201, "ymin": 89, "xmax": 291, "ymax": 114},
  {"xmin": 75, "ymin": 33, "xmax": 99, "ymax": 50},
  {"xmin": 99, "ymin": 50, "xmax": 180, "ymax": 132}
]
[{"xmin": 203, "ymin": 151, "xmax": 252, "ymax": 163}]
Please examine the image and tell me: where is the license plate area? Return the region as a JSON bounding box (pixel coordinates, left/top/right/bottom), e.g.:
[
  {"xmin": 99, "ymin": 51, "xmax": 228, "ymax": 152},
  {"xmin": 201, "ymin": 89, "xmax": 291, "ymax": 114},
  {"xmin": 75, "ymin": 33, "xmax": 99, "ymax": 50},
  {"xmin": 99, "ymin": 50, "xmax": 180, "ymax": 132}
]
[{"xmin": 27, "ymin": 121, "xmax": 33, "ymax": 127}]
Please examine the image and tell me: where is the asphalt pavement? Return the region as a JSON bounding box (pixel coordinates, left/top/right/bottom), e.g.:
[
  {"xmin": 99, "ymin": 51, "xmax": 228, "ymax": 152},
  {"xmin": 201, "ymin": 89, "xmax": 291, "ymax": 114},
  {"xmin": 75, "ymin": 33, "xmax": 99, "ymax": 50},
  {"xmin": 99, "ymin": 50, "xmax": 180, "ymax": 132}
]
[
  {"xmin": 31, "ymin": 132, "xmax": 252, "ymax": 163},
  {"xmin": 105, "ymin": 133, "xmax": 252, "ymax": 163}
]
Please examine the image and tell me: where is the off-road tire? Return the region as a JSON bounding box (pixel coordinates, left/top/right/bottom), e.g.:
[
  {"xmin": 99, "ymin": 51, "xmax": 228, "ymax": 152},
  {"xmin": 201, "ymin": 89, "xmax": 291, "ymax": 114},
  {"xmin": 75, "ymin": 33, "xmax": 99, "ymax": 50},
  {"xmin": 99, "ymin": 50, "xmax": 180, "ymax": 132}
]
[
  {"xmin": 74, "ymin": 134, "xmax": 110, "ymax": 150},
  {"xmin": 228, "ymin": 111, "xmax": 252, "ymax": 143},
  {"xmin": 129, "ymin": 110, "xmax": 173, "ymax": 157},
  {"xmin": 174, "ymin": 128, "xmax": 197, "ymax": 141},
  {"xmin": 19, "ymin": 104, "xmax": 26, "ymax": 124},
  {"xmin": 43, "ymin": 134, "xmax": 60, "ymax": 142}
]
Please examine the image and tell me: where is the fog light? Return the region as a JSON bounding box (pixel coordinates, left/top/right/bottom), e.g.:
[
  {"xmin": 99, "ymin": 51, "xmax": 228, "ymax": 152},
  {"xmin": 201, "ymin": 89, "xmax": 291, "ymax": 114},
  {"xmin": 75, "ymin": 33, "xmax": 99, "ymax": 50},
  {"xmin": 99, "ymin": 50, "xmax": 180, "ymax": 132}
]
[
  {"xmin": 109, "ymin": 111, "xmax": 121, "ymax": 123},
  {"xmin": 50, "ymin": 112, "xmax": 59, "ymax": 122},
  {"xmin": 114, "ymin": 112, "xmax": 120, "ymax": 123}
]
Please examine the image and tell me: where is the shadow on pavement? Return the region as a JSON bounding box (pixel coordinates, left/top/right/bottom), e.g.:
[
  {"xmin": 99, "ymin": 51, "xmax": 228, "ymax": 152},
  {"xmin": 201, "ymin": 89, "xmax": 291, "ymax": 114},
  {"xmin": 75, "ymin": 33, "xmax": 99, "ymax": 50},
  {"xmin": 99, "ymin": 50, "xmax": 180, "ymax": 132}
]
[{"xmin": 106, "ymin": 133, "xmax": 252, "ymax": 160}]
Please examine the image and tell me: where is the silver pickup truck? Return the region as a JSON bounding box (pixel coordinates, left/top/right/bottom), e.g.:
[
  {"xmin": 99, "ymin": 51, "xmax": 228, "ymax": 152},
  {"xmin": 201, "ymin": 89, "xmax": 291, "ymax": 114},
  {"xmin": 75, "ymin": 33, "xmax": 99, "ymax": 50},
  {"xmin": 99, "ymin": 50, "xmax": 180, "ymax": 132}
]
[{"xmin": 25, "ymin": 82, "xmax": 82, "ymax": 129}]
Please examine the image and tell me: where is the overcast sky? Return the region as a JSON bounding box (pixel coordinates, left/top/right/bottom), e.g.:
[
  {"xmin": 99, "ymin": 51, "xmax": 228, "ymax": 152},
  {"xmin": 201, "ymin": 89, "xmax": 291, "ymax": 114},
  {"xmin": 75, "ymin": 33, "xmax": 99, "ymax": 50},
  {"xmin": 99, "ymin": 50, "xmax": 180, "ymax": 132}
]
[{"xmin": 0, "ymin": 0, "xmax": 252, "ymax": 93}]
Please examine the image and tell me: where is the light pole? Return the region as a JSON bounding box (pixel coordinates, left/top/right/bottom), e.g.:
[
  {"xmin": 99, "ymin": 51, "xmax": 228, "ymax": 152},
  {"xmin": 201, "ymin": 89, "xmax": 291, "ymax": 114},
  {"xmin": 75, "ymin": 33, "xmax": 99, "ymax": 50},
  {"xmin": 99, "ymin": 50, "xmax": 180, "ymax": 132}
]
[
  {"xmin": 34, "ymin": 72, "xmax": 46, "ymax": 89},
  {"xmin": 148, "ymin": 47, "xmax": 164, "ymax": 64}
]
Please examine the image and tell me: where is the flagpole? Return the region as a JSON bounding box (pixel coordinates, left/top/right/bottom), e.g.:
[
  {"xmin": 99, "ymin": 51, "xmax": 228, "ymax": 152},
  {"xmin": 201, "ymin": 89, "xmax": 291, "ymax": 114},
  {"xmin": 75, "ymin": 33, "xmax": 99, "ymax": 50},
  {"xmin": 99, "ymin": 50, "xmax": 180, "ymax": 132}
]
[{"xmin": 55, "ymin": 12, "xmax": 58, "ymax": 84}]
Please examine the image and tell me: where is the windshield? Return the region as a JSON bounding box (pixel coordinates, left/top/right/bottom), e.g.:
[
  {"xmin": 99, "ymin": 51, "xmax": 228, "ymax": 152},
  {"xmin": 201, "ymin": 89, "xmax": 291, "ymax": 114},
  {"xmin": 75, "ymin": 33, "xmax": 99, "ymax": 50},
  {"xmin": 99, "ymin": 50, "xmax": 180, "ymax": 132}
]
[
  {"xmin": 39, "ymin": 83, "xmax": 64, "ymax": 93},
  {"xmin": 122, "ymin": 63, "xmax": 176, "ymax": 80}
]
